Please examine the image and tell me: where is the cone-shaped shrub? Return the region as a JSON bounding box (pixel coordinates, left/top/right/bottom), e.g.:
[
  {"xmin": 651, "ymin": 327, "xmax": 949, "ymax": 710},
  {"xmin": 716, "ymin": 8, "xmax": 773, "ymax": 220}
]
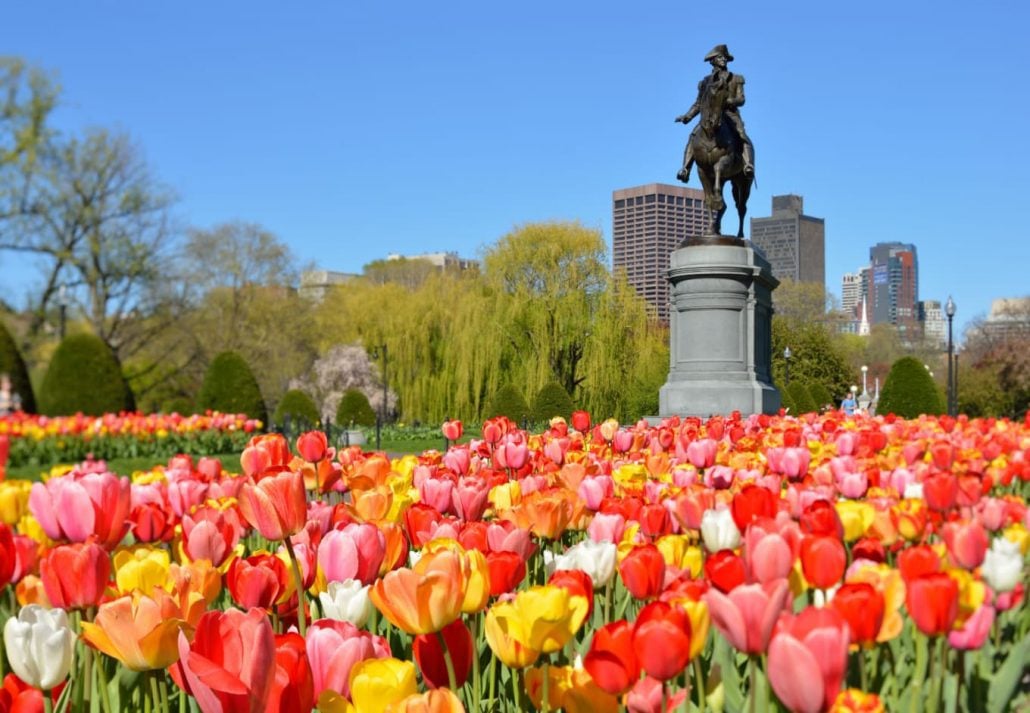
[
  {"xmin": 274, "ymin": 388, "xmax": 320, "ymax": 426},
  {"xmin": 808, "ymin": 382, "xmax": 833, "ymax": 412},
  {"xmin": 0, "ymin": 320, "xmax": 35, "ymax": 413},
  {"xmin": 196, "ymin": 351, "xmax": 267, "ymax": 424},
  {"xmin": 878, "ymin": 356, "xmax": 944, "ymax": 418},
  {"xmin": 786, "ymin": 381, "xmax": 817, "ymax": 415},
  {"xmin": 778, "ymin": 384, "xmax": 796, "ymax": 415},
  {"xmin": 39, "ymin": 334, "xmax": 135, "ymax": 416},
  {"xmin": 486, "ymin": 384, "xmax": 530, "ymax": 423},
  {"xmin": 531, "ymin": 381, "xmax": 575, "ymax": 423},
  {"xmin": 161, "ymin": 396, "xmax": 195, "ymax": 415},
  {"xmin": 336, "ymin": 388, "xmax": 376, "ymax": 427}
]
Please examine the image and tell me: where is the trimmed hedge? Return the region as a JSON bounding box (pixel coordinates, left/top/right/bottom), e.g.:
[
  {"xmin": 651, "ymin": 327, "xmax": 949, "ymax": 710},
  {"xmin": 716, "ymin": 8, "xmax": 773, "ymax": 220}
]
[
  {"xmin": 161, "ymin": 396, "xmax": 195, "ymax": 415},
  {"xmin": 778, "ymin": 384, "xmax": 796, "ymax": 415},
  {"xmin": 786, "ymin": 381, "xmax": 817, "ymax": 415},
  {"xmin": 808, "ymin": 382, "xmax": 834, "ymax": 412},
  {"xmin": 0, "ymin": 320, "xmax": 35, "ymax": 413},
  {"xmin": 273, "ymin": 389, "xmax": 320, "ymax": 426},
  {"xmin": 39, "ymin": 334, "xmax": 135, "ymax": 416},
  {"xmin": 485, "ymin": 384, "xmax": 531, "ymax": 423},
  {"xmin": 531, "ymin": 381, "xmax": 575, "ymax": 423},
  {"xmin": 878, "ymin": 356, "xmax": 944, "ymax": 418},
  {"xmin": 196, "ymin": 351, "xmax": 268, "ymax": 424},
  {"xmin": 336, "ymin": 389, "xmax": 376, "ymax": 427}
]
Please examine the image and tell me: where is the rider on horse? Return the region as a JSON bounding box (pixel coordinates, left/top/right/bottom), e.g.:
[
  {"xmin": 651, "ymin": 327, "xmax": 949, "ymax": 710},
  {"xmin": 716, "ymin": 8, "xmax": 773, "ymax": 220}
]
[{"xmin": 675, "ymin": 44, "xmax": 755, "ymax": 183}]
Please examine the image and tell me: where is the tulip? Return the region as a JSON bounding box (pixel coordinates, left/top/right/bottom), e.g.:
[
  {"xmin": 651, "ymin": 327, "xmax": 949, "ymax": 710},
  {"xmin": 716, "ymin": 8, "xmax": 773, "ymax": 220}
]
[
  {"xmin": 305, "ymin": 619, "xmax": 391, "ymax": 700},
  {"xmin": 319, "ymin": 579, "xmax": 373, "ymax": 627},
  {"xmin": 486, "ymin": 550, "xmax": 526, "ymax": 596},
  {"xmin": 113, "ymin": 544, "xmax": 172, "ymax": 596},
  {"xmin": 767, "ymin": 607, "xmax": 850, "ymax": 713},
  {"xmin": 830, "ymin": 689, "xmax": 885, "ymax": 712},
  {"xmin": 369, "ymin": 549, "xmax": 465, "ymax": 635},
  {"xmin": 452, "ymin": 477, "xmax": 490, "ymax": 522},
  {"xmin": 548, "ymin": 569, "xmax": 595, "ymax": 618},
  {"xmin": 181, "ymin": 505, "xmax": 243, "ymax": 568},
  {"xmin": 297, "ymin": 430, "xmax": 329, "ymax": 463},
  {"xmin": 419, "ymin": 477, "xmax": 456, "ymax": 516},
  {"xmin": 618, "ymin": 544, "xmax": 665, "ymax": 600},
  {"xmin": 39, "ymin": 542, "xmax": 111, "ymax": 610},
  {"xmin": 704, "ymin": 549, "xmax": 747, "ymax": 593},
  {"xmin": 319, "ymin": 523, "xmax": 387, "ymax": 586},
  {"xmin": 625, "ymin": 676, "xmax": 687, "ymax": 713},
  {"xmin": 588, "ymin": 512, "xmax": 626, "ymax": 544},
  {"xmin": 948, "ymin": 603, "xmax": 995, "ymax": 650},
  {"xmin": 552, "ymin": 539, "xmax": 617, "ymax": 588},
  {"xmin": 700, "ymin": 507, "xmax": 741, "ymax": 552},
  {"xmin": 981, "ymin": 537, "xmax": 1023, "ymax": 593},
  {"xmin": 632, "ymin": 601, "xmax": 692, "ymax": 681},
  {"xmin": 385, "ymin": 688, "xmax": 466, "ymax": 713},
  {"xmin": 905, "ymin": 572, "xmax": 959, "ymax": 637},
  {"xmin": 348, "ymin": 658, "xmax": 418, "ymax": 713},
  {"xmin": 800, "ymin": 500, "xmax": 844, "ymax": 539},
  {"xmin": 941, "ymin": 520, "xmax": 989, "ymax": 570},
  {"xmin": 525, "ymin": 665, "xmax": 620, "ymax": 713},
  {"xmin": 172, "ymin": 607, "xmax": 275, "ymax": 712},
  {"xmin": 745, "ymin": 528, "xmax": 794, "ymax": 585},
  {"xmin": 799, "ymin": 535, "xmax": 847, "ymax": 590},
  {"xmin": 226, "ymin": 553, "xmax": 290, "ymax": 610},
  {"xmin": 705, "ymin": 579, "xmax": 790, "ymax": 654},
  {"xmin": 238, "ymin": 469, "xmax": 308, "ymax": 541},
  {"xmin": 29, "ymin": 471, "xmax": 132, "ymax": 547},
  {"xmin": 731, "ymin": 484, "xmax": 777, "ymax": 533},
  {"xmin": 268, "ymin": 633, "xmax": 315, "ymax": 713},
  {"xmin": 441, "ymin": 420, "xmax": 463, "ymax": 442},
  {"xmin": 412, "ymin": 619, "xmax": 473, "ymax": 689},
  {"xmin": 830, "ymin": 582, "xmax": 884, "ymax": 647},
  {"xmin": 81, "ymin": 589, "xmax": 190, "ymax": 670},
  {"xmin": 922, "ymin": 471, "xmax": 958, "ymax": 512},
  {"xmin": 240, "ymin": 433, "xmax": 291, "ymax": 477},
  {"xmin": 3, "ymin": 605, "xmax": 75, "ymax": 691},
  {"xmin": 571, "ymin": 410, "xmax": 591, "ymax": 432},
  {"xmin": 584, "ymin": 620, "xmax": 640, "ymax": 695},
  {"xmin": 484, "ymin": 585, "xmax": 589, "ymax": 668}
]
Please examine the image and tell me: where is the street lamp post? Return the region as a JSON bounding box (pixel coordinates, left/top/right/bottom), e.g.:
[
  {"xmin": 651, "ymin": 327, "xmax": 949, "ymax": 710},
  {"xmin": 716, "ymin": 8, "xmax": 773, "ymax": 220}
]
[
  {"xmin": 783, "ymin": 346, "xmax": 792, "ymax": 386},
  {"xmin": 859, "ymin": 365, "xmax": 871, "ymax": 412},
  {"xmin": 945, "ymin": 296, "xmax": 956, "ymax": 417},
  {"xmin": 57, "ymin": 284, "xmax": 68, "ymax": 340},
  {"xmin": 370, "ymin": 344, "xmax": 388, "ymax": 452}
]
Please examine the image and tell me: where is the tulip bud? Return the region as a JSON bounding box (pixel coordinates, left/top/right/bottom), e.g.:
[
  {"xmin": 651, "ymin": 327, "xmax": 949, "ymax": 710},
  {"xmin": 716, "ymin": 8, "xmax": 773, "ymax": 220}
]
[
  {"xmin": 700, "ymin": 507, "xmax": 741, "ymax": 552},
  {"xmin": 3, "ymin": 605, "xmax": 75, "ymax": 690},
  {"xmin": 318, "ymin": 579, "xmax": 372, "ymax": 627}
]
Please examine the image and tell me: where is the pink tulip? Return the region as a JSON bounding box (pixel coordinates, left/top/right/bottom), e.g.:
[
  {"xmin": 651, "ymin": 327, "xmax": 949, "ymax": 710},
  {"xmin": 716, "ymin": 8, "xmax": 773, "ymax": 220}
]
[
  {"xmin": 182, "ymin": 506, "xmax": 244, "ymax": 567},
  {"xmin": 318, "ymin": 523, "xmax": 387, "ymax": 586},
  {"xmin": 29, "ymin": 471, "xmax": 131, "ymax": 548},
  {"xmin": 442, "ymin": 447, "xmax": 471, "ymax": 476},
  {"xmin": 745, "ymin": 529, "xmax": 794, "ymax": 584},
  {"xmin": 305, "ymin": 620, "xmax": 390, "ymax": 700},
  {"xmin": 626, "ymin": 676, "xmax": 687, "ymax": 713},
  {"xmin": 167, "ymin": 479, "xmax": 210, "ymax": 518},
  {"xmin": 705, "ymin": 579, "xmax": 790, "ymax": 654},
  {"xmin": 494, "ymin": 436, "xmax": 529, "ymax": 470},
  {"xmin": 543, "ymin": 439, "xmax": 565, "ymax": 465},
  {"xmin": 948, "ymin": 604, "xmax": 995, "ymax": 650},
  {"xmin": 578, "ymin": 476, "xmax": 613, "ymax": 511},
  {"xmin": 941, "ymin": 520, "xmax": 988, "ymax": 570},
  {"xmin": 452, "ymin": 477, "xmax": 490, "ymax": 521},
  {"xmin": 486, "ymin": 523, "xmax": 535, "ymax": 561},
  {"xmin": 418, "ymin": 477, "xmax": 455, "ymax": 515},
  {"xmin": 613, "ymin": 429, "xmax": 634, "ymax": 453},
  {"xmin": 837, "ymin": 470, "xmax": 869, "ymax": 499},
  {"xmin": 196, "ymin": 457, "xmax": 223, "ymax": 480},
  {"xmin": 778, "ymin": 447, "xmax": 811, "ymax": 480},
  {"xmin": 704, "ymin": 465, "xmax": 735, "ymax": 489},
  {"xmin": 238, "ymin": 470, "xmax": 307, "ymax": 542},
  {"xmin": 587, "ymin": 512, "xmax": 626, "ymax": 544},
  {"xmin": 686, "ymin": 438, "xmax": 718, "ymax": 469},
  {"xmin": 767, "ymin": 606, "xmax": 850, "ymax": 713},
  {"xmin": 834, "ymin": 432, "xmax": 857, "ymax": 456},
  {"xmin": 976, "ymin": 498, "xmax": 1008, "ymax": 531}
]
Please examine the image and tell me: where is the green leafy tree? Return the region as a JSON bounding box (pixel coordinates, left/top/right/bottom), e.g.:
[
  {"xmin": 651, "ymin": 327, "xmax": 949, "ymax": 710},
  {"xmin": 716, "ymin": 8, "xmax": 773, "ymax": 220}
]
[
  {"xmin": 531, "ymin": 381, "xmax": 575, "ymax": 423},
  {"xmin": 772, "ymin": 318, "xmax": 854, "ymax": 403},
  {"xmin": 808, "ymin": 382, "xmax": 834, "ymax": 412},
  {"xmin": 39, "ymin": 334, "xmax": 135, "ymax": 415},
  {"xmin": 786, "ymin": 381, "xmax": 817, "ymax": 415},
  {"xmin": 0, "ymin": 319, "xmax": 35, "ymax": 412},
  {"xmin": 486, "ymin": 384, "xmax": 531, "ymax": 423},
  {"xmin": 196, "ymin": 351, "xmax": 268, "ymax": 423},
  {"xmin": 273, "ymin": 389, "xmax": 320, "ymax": 426},
  {"xmin": 336, "ymin": 389, "xmax": 376, "ymax": 427},
  {"xmin": 877, "ymin": 356, "xmax": 944, "ymax": 418}
]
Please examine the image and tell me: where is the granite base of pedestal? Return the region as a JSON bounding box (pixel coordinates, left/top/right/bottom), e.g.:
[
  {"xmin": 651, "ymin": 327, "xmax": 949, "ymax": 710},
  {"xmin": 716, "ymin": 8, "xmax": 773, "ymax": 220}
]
[{"xmin": 656, "ymin": 237, "xmax": 780, "ymax": 418}]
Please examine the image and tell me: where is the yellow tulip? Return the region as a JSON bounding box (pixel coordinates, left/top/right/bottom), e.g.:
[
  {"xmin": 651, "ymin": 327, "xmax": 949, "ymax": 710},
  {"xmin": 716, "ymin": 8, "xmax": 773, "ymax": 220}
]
[
  {"xmin": 489, "ymin": 481, "xmax": 522, "ymax": 512},
  {"xmin": 681, "ymin": 599, "xmax": 710, "ymax": 661},
  {"xmin": 348, "ymin": 658, "xmax": 418, "ymax": 713},
  {"xmin": 80, "ymin": 589, "xmax": 189, "ymax": 671},
  {"xmin": 484, "ymin": 585, "xmax": 589, "ymax": 668},
  {"xmin": 525, "ymin": 665, "xmax": 619, "ymax": 713},
  {"xmin": 113, "ymin": 545, "xmax": 172, "ymax": 595},
  {"xmin": 834, "ymin": 501, "xmax": 875, "ymax": 541},
  {"xmin": 0, "ymin": 480, "xmax": 33, "ymax": 525},
  {"xmin": 656, "ymin": 535, "xmax": 702, "ymax": 577},
  {"xmin": 1003, "ymin": 523, "xmax": 1029, "ymax": 555}
]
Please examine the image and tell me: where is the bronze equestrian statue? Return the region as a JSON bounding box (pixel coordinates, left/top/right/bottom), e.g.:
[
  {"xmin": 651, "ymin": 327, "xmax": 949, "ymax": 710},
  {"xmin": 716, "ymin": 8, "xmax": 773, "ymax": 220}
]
[{"xmin": 675, "ymin": 44, "xmax": 755, "ymax": 238}]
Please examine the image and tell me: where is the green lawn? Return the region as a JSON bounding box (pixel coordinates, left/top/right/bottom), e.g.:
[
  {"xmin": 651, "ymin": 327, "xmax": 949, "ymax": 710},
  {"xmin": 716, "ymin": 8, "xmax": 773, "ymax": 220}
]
[{"xmin": 4, "ymin": 453, "xmax": 243, "ymax": 481}]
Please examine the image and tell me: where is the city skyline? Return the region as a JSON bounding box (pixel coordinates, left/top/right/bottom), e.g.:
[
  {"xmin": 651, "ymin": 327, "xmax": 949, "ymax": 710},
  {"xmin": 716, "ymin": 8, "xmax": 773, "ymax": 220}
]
[{"xmin": 1, "ymin": 2, "xmax": 1028, "ymax": 337}]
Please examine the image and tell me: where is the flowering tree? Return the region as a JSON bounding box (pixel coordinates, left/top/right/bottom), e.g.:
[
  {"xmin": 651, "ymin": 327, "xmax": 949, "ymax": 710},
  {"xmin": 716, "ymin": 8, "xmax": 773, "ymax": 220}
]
[{"xmin": 290, "ymin": 344, "xmax": 397, "ymax": 424}]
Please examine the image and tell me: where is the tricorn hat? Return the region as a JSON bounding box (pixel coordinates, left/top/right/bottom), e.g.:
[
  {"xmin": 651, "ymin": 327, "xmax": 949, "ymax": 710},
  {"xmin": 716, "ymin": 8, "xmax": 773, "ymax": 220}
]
[{"xmin": 704, "ymin": 44, "xmax": 734, "ymax": 62}]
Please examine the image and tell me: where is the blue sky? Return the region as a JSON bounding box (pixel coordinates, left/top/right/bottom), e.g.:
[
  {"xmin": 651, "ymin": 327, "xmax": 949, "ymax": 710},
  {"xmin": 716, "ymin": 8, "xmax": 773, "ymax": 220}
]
[{"xmin": 2, "ymin": 0, "xmax": 1028, "ymax": 335}]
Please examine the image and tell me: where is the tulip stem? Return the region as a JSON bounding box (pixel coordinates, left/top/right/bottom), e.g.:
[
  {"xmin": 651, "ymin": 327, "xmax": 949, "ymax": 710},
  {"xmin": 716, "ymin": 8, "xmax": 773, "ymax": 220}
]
[
  {"xmin": 283, "ymin": 537, "xmax": 307, "ymax": 637},
  {"xmin": 694, "ymin": 657, "xmax": 706, "ymax": 712},
  {"xmin": 159, "ymin": 672, "xmax": 171, "ymax": 713},
  {"xmin": 438, "ymin": 631, "xmax": 459, "ymax": 693},
  {"xmin": 660, "ymin": 681, "xmax": 668, "ymax": 713},
  {"xmin": 470, "ymin": 616, "xmax": 482, "ymax": 713},
  {"xmin": 94, "ymin": 648, "xmax": 112, "ymax": 713},
  {"xmin": 858, "ymin": 648, "xmax": 868, "ymax": 693},
  {"xmin": 487, "ymin": 649, "xmax": 497, "ymax": 710},
  {"xmin": 542, "ymin": 662, "xmax": 550, "ymax": 713},
  {"xmin": 748, "ymin": 655, "xmax": 758, "ymax": 713},
  {"xmin": 43, "ymin": 691, "xmax": 53, "ymax": 713}
]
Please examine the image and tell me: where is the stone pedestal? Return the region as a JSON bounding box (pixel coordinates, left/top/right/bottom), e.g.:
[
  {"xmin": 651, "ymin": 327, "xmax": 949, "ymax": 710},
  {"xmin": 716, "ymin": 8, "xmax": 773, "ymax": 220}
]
[{"xmin": 658, "ymin": 237, "xmax": 780, "ymax": 417}]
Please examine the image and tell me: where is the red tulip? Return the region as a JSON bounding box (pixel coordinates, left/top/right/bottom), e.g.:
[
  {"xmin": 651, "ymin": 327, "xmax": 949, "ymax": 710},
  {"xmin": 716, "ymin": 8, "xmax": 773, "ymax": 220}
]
[
  {"xmin": 584, "ymin": 620, "xmax": 640, "ymax": 695},
  {"xmin": 799, "ymin": 535, "xmax": 847, "ymax": 590},
  {"xmin": 830, "ymin": 582, "xmax": 884, "ymax": 647},
  {"xmin": 731, "ymin": 484, "xmax": 777, "ymax": 533},
  {"xmin": 638, "ymin": 503, "xmax": 673, "ymax": 538},
  {"xmin": 897, "ymin": 545, "xmax": 940, "ymax": 583},
  {"xmin": 172, "ymin": 608, "xmax": 275, "ymax": 712},
  {"xmin": 851, "ymin": 537, "xmax": 885, "ymax": 564},
  {"xmin": 571, "ymin": 410, "xmax": 591, "ymax": 432},
  {"xmin": 238, "ymin": 470, "xmax": 307, "ymax": 541},
  {"xmin": 240, "ymin": 433, "xmax": 291, "ymax": 478},
  {"xmin": 923, "ymin": 471, "xmax": 958, "ymax": 512},
  {"xmin": 618, "ymin": 544, "xmax": 666, "ymax": 600},
  {"xmin": 799, "ymin": 500, "xmax": 843, "ymax": 539},
  {"xmin": 267, "ymin": 633, "xmax": 314, "ymax": 713},
  {"xmin": 632, "ymin": 601, "xmax": 693, "ymax": 681},
  {"xmin": 296, "ymin": 431, "xmax": 329, "ymax": 463},
  {"xmin": 413, "ymin": 619, "xmax": 473, "ymax": 689},
  {"xmin": 940, "ymin": 520, "xmax": 988, "ymax": 570},
  {"xmin": 486, "ymin": 551, "xmax": 526, "ymax": 596},
  {"xmin": 226, "ymin": 553, "xmax": 290, "ymax": 610},
  {"xmin": 0, "ymin": 524, "xmax": 14, "ymax": 588},
  {"xmin": 40, "ymin": 542, "xmax": 111, "ymax": 610},
  {"xmin": 441, "ymin": 420, "xmax": 463, "ymax": 442},
  {"xmin": 704, "ymin": 550, "xmax": 747, "ymax": 593},
  {"xmin": 906, "ymin": 573, "xmax": 959, "ymax": 636},
  {"xmin": 10, "ymin": 534, "xmax": 39, "ymax": 584},
  {"xmin": 767, "ymin": 606, "xmax": 850, "ymax": 713}
]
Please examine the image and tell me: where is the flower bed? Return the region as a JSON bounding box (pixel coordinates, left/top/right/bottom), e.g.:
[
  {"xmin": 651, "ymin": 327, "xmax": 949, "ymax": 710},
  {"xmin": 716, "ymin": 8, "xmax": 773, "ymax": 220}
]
[
  {"xmin": 0, "ymin": 411, "xmax": 261, "ymax": 469},
  {"xmin": 0, "ymin": 410, "xmax": 1027, "ymax": 712}
]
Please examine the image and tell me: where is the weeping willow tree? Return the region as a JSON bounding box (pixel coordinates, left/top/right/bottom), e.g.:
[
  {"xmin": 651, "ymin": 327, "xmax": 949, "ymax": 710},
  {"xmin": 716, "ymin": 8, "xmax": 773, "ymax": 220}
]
[{"xmin": 313, "ymin": 222, "xmax": 668, "ymax": 422}]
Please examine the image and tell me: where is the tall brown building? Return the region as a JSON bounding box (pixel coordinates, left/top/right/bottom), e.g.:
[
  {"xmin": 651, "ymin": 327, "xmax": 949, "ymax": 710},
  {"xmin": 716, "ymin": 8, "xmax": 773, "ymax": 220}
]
[
  {"xmin": 611, "ymin": 183, "xmax": 706, "ymax": 322},
  {"xmin": 749, "ymin": 195, "xmax": 825, "ymax": 289}
]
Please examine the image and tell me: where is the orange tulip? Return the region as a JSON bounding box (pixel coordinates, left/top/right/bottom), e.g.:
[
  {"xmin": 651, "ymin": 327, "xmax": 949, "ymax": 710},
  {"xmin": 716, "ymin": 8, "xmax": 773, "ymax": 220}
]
[
  {"xmin": 369, "ymin": 549, "xmax": 465, "ymax": 634},
  {"xmin": 81, "ymin": 589, "xmax": 190, "ymax": 670},
  {"xmin": 238, "ymin": 469, "xmax": 307, "ymax": 541},
  {"xmin": 386, "ymin": 688, "xmax": 466, "ymax": 713}
]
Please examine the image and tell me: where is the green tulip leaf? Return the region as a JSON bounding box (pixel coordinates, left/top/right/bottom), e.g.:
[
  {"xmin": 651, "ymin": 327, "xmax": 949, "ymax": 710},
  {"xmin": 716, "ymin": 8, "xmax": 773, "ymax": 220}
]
[{"xmin": 987, "ymin": 631, "xmax": 1030, "ymax": 713}]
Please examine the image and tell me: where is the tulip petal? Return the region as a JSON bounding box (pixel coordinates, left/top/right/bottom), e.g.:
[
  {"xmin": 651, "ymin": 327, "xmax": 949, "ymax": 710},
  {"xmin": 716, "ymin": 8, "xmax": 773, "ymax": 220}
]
[{"xmin": 767, "ymin": 634, "xmax": 824, "ymax": 713}]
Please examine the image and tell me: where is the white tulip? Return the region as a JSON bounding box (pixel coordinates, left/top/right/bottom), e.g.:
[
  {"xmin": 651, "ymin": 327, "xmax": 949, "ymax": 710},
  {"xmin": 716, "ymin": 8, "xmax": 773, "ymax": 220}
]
[
  {"xmin": 319, "ymin": 579, "xmax": 372, "ymax": 627},
  {"xmin": 903, "ymin": 483, "xmax": 924, "ymax": 500},
  {"xmin": 700, "ymin": 507, "xmax": 741, "ymax": 552},
  {"xmin": 553, "ymin": 539, "xmax": 617, "ymax": 588},
  {"xmin": 981, "ymin": 537, "xmax": 1024, "ymax": 593},
  {"xmin": 3, "ymin": 605, "xmax": 75, "ymax": 690}
]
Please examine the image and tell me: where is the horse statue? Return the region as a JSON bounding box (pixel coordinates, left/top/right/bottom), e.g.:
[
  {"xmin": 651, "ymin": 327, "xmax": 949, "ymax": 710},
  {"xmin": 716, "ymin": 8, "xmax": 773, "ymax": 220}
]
[{"xmin": 675, "ymin": 46, "xmax": 754, "ymax": 239}]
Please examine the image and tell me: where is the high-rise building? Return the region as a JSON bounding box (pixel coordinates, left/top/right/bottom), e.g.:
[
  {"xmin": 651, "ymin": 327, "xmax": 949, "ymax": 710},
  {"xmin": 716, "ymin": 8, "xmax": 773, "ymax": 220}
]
[
  {"xmin": 749, "ymin": 195, "xmax": 825, "ymax": 288},
  {"xmin": 918, "ymin": 300, "xmax": 946, "ymax": 346},
  {"xmin": 868, "ymin": 242, "xmax": 918, "ymax": 331},
  {"xmin": 841, "ymin": 272, "xmax": 863, "ymax": 317},
  {"xmin": 612, "ymin": 183, "xmax": 706, "ymax": 322}
]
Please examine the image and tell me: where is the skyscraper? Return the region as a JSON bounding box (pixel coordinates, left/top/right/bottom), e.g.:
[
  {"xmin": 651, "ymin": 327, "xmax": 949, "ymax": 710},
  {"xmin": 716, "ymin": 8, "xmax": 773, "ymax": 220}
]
[
  {"xmin": 841, "ymin": 272, "xmax": 863, "ymax": 317},
  {"xmin": 612, "ymin": 183, "xmax": 706, "ymax": 322},
  {"xmin": 749, "ymin": 195, "xmax": 825, "ymax": 289},
  {"xmin": 869, "ymin": 242, "xmax": 918, "ymax": 331}
]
